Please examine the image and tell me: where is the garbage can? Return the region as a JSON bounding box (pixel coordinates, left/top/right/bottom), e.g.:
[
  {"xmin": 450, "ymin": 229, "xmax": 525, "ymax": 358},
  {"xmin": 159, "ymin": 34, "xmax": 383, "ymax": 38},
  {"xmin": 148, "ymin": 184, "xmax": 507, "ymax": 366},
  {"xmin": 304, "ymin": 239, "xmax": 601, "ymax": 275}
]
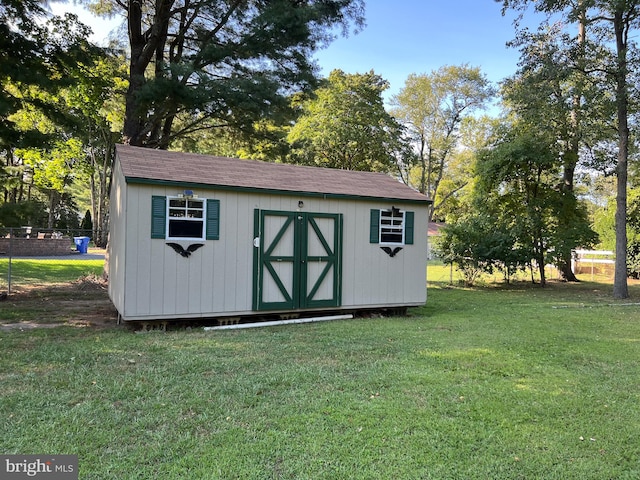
[{"xmin": 74, "ymin": 236, "xmax": 90, "ymax": 254}]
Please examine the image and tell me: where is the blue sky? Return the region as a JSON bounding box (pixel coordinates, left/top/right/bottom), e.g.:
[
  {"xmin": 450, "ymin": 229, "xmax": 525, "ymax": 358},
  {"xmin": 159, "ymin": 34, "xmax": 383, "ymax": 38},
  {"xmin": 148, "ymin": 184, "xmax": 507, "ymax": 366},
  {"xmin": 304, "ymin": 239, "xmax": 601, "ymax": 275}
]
[
  {"xmin": 52, "ymin": 1, "xmax": 524, "ymax": 103},
  {"xmin": 314, "ymin": 1, "xmax": 523, "ymax": 101}
]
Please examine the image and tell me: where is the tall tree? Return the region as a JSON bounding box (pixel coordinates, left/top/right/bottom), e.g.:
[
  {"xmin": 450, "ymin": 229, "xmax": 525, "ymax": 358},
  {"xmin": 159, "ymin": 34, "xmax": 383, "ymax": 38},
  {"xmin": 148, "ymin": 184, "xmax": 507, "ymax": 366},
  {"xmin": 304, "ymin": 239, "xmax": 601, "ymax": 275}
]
[
  {"xmin": 391, "ymin": 65, "xmax": 495, "ymax": 221},
  {"xmin": 1, "ymin": 0, "xmax": 50, "ymax": 150},
  {"xmin": 1, "ymin": 5, "xmax": 107, "ymax": 227},
  {"xmin": 66, "ymin": 54, "xmax": 127, "ymax": 246},
  {"xmin": 499, "ymin": 0, "xmax": 640, "ymax": 298},
  {"xmin": 17, "ymin": 139, "xmax": 82, "ymax": 228},
  {"xmin": 287, "ymin": 69, "xmax": 409, "ymax": 172},
  {"xmin": 432, "ymin": 115, "xmax": 499, "ymax": 222},
  {"xmin": 477, "ymin": 129, "xmax": 561, "ymax": 286},
  {"xmin": 501, "ymin": 7, "xmax": 600, "ymax": 281},
  {"xmin": 1, "ymin": 3, "xmax": 96, "ymax": 150},
  {"xmin": 85, "ymin": 0, "xmax": 364, "ymax": 149}
]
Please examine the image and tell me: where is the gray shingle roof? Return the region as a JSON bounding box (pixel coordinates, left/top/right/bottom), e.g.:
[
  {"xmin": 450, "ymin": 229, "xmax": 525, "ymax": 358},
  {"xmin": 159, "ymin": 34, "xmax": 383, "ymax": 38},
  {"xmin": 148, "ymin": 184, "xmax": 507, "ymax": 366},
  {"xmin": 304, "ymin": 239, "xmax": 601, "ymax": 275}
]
[{"xmin": 116, "ymin": 144, "xmax": 429, "ymax": 203}]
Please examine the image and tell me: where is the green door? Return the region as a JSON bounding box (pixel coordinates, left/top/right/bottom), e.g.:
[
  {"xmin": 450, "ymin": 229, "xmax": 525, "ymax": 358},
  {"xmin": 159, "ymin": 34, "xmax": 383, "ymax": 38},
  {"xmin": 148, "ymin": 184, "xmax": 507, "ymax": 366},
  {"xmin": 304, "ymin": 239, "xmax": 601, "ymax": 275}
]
[{"xmin": 253, "ymin": 210, "xmax": 342, "ymax": 311}]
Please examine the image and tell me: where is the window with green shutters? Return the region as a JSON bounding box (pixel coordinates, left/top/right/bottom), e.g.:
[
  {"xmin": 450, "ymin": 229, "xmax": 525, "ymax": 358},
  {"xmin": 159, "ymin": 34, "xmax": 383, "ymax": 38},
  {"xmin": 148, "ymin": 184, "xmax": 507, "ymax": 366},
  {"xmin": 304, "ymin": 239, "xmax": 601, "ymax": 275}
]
[
  {"xmin": 151, "ymin": 195, "xmax": 220, "ymax": 240},
  {"xmin": 370, "ymin": 208, "xmax": 414, "ymax": 245}
]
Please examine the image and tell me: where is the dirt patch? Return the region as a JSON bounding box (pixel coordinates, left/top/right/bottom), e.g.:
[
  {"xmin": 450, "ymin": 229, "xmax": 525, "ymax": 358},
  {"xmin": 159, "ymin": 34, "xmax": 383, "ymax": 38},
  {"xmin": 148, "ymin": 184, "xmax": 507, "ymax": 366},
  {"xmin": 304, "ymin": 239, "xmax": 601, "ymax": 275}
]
[{"xmin": 0, "ymin": 275, "xmax": 119, "ymax": 331}]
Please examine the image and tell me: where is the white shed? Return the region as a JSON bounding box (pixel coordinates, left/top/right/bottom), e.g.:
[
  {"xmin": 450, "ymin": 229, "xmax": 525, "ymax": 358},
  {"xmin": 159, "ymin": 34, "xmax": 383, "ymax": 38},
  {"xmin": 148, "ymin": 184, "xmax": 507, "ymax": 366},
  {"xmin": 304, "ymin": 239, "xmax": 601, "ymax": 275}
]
[{"xmin": 108, "ymin": 145, "xmax": 431, "ymax": 324}]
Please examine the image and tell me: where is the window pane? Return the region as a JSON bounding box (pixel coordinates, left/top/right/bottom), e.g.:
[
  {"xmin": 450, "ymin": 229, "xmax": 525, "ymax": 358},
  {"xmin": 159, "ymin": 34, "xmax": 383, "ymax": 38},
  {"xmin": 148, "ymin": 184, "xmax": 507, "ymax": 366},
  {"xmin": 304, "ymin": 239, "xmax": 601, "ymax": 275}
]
[
  {"xmin": 169, "ymin": 219, "xmax": 204, "ymax": 238},
  {"xmin": 188, "ymin": 200, "xmax": 203, "ymax": 209},
  {"xmin": 381, "ymin": 232, "xmax": 403, "ymax": 243},
  {"xmin": 169, "ymin": 209, "xmax": 185, "ymax": 217},
  {"xmin": 170, "ymin": 199, "xmax": 186, "ymax": 208}
]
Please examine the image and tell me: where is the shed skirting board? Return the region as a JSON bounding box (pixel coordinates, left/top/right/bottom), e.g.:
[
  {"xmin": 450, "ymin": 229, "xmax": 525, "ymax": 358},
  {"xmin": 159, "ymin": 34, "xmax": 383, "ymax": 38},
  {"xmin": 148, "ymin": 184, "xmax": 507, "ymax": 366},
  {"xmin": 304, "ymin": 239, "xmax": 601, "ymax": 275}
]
[
  {"xmin": 114, "ymin": 302, "xmax": 425, "ymax": 322},
  {"xmin": 204, "ymin": 314, "xmax": 353, "ymax": 331}
]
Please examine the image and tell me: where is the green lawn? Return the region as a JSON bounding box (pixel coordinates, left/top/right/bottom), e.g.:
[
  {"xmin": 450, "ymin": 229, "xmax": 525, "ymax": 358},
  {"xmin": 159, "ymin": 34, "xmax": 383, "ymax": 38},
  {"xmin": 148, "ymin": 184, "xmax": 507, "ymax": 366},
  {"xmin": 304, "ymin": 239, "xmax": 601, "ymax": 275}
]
[
  {"xmin": 1, "ymin": 270, "xmax": 640, "ymax": 478},
  {"xmin": 0, "ymin": 257, "xmax": 104, "ymax": 288}
]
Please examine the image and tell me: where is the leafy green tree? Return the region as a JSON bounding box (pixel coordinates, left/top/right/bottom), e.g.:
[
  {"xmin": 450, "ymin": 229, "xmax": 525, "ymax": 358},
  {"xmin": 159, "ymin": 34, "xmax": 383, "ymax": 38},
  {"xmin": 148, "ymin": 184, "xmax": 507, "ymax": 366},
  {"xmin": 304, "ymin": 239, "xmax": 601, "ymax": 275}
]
[
  {"xmin": 1, "ymin": 4, "xmax": 99, "ymax": 150},
  {"xmin": 2, "ymin": 4, "xmax": 110, "ymax": 236},
  {"xmin": 476, "ymin": 126, "xmax": 596, "ymax": 286},
  {"xmin": 84, "ymin": 0, "xmax": 364, "ymax": 149},
  {"xmin": 477, "ymin": 131, "xmax": 558, "ymax": 285},
  {"xmin": 391, "ymin": 65, "xmax": 495, "ymax": 220},
  {"xmin": 17, "ymin": 138, "xmax": 83, "ymax": 228},
  {"xmin": 594, "ymin": 187, "xmax": 640, "ymax": 278},
  {"xmin": 501, "ymin": 9, "xmax": 596, "ymax": 281},
  {"xmin": 439, "ymin": 212, "xmax": 522, "ymax": 286},
  {"xmin": 0, "ymin": 200, "xmax": 47, "ymax": 228},
  {"xmin": 173, "ymin": 116, "xmax": 292, "ymax": 163},
  {"xmin": 287, "ymin": 69, "xmax": 409, "ymax": 172},
  {"xmin": 1, "ymin": 0, "xmax": 53, "ymax": 150},
  {"xmin": 434, "ymin": 116, "xmax": 499, "ymax": 222},
  {"xmin": 499, "ymin": 0, "xmax": 640, "ymax": 298},
  {"xmin": 65, "ymin": 54, "xmax": 127, "ymax": 246}
]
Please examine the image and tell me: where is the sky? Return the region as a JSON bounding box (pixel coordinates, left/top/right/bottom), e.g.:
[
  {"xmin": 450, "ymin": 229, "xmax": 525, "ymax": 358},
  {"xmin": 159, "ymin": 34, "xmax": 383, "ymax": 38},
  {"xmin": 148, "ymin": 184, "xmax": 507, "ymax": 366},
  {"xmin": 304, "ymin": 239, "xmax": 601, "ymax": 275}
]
[
  {"xmin": 314, "ymin": 1, "xmax": 522, "ymax": 99},
  {"xmin": 50, "ymin": 0, "xmax": 525, "ymax": 104}
]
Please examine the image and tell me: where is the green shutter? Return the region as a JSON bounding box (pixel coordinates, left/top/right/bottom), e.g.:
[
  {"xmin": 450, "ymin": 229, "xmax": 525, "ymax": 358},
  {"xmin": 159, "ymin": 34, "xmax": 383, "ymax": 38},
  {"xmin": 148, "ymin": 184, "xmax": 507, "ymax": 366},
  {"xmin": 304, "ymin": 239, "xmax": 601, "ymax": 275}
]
[
  {"xmin": 369, "ymin": 209, "xmax": 380, "ymax": 244},
  {"xmin": 151, "ymin": 196, "xmax": 166, "ymax": 239},
  {"xmin": 404, "ymin": 211, "xmax": 414, "ymax": 245},
  {"xmin": 206, "ymin": 199, "xmax": 220, "ymax": 240}
]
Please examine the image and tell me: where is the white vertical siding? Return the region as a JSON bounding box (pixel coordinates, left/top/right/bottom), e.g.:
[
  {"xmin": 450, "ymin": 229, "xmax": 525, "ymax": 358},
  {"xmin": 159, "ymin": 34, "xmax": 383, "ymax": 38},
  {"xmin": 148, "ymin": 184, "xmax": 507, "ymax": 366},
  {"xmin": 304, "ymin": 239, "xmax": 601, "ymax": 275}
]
[{"xmin": 107, "ymin": 160, "xmax": 127, "ymax": 314}]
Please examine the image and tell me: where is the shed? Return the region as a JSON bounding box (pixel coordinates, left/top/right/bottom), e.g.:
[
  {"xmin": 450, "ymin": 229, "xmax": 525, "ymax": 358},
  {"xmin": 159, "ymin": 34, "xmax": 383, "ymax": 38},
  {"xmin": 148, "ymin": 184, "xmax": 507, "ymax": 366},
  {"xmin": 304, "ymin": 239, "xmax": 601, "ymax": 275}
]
[{"xmin": 108, "ymin": 145, "xmax": 431, "ymax": 323}]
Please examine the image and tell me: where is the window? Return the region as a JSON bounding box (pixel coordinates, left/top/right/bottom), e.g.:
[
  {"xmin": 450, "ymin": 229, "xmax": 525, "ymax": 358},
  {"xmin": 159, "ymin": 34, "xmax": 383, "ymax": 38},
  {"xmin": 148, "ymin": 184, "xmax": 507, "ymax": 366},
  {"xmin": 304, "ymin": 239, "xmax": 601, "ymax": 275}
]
[
  {"xmin": 151, "ymin": 196, "xmax": 220, "ymax": 240},
  {"xmin": 380, "ymin": 208, "xmax": 404, "ymax": 244},
  {"xmin": 168, "ymin": 198, "xmax": 204, "ymax": 239},
  {"xmin": 370, "ymin": 208, "xmax": 414, "ymax": 245}
]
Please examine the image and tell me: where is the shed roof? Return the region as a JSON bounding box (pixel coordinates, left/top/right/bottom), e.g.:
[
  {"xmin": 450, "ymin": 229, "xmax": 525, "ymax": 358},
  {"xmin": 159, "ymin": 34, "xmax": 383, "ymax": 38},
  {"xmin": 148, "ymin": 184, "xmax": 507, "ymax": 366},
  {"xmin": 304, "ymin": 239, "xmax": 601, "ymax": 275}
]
[{"xmin": 116, "ymin": 144, "xmax": 429, "ymax": 204}]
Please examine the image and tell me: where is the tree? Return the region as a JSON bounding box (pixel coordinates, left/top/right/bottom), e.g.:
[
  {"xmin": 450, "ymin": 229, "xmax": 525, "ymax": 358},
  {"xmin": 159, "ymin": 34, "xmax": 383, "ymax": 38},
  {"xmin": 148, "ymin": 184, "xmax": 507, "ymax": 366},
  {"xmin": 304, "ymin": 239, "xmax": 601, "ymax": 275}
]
[
  {"xmin": 287, "ymin": 69, "xmax": 409, "ymax": 172},
  {"xmin": 391, "ymin": 65, "xmax": 495, "ymax": 221},
  {"xmin": 498, "ymin": 0, "xmax": 640, "ymax": 298},
  {"xmin": 64, "ymin": 54, "xmax": 127, "ymax": 246},
  {"xmin": 475, "ymin": 125, "xmax": 595, "ymax": 286},
  {"xmin": 80, "ymin": 209, "xmax": 93, "ymax": 232},
  {"xmin": 2, "ymin": 4, "xmax": 110, "ymax": 235},
  {"xmin": 439, "ymin": 212, "xmax": 521, "ymax": 286},
  {"xmin": 594, "ymin": 187, "xmax": 640, "ymax": 278},
  {"xmin": 17, "ymin": 139, "xmax": 83, "ymax": 228},
  {"xmin": 433, "ymin": 115, "xmax": 499, "ymax": 222},
  {"xmin": 1, "ymin": 4, "xmax": 99, "ymax": 150},
  {"xmin": 1, "ymin": 0, "xmax": 53, "ymax": 150},
  {"xmin": 477, "ymin": 130, "xmax": 560, "ymax": 285},
  {"xmin": 500, "ymin": 12, "xmax": 603, "ymax": 281},
  {"xmin": 85, "ymin": 0, "xmax": 364, "ymax": 149}
]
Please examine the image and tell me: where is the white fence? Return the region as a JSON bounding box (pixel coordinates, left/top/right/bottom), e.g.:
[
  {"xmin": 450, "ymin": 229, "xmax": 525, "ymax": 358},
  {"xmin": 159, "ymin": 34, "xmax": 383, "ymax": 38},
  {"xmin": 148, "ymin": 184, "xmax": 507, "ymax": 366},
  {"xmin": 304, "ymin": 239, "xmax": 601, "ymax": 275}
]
[{"xmin": 572, "ymin": 249, "xmax": 615, "ymax": 278}]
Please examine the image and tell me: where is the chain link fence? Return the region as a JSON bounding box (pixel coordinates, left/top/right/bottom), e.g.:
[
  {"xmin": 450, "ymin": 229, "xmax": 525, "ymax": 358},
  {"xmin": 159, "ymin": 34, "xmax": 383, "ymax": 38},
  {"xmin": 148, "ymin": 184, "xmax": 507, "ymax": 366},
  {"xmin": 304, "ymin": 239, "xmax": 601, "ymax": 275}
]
[{"xmin": 0, "ymin": 227, "xmax": 106, "ymax": 294}]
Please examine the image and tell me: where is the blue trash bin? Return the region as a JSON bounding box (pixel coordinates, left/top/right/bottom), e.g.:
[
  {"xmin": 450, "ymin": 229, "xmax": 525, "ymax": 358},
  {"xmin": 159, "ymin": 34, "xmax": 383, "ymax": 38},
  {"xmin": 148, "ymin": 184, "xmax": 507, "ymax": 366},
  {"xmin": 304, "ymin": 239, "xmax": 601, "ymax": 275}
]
[{"xmin": 74, "ymin": 236, "xmax": 90, "ymax": 254}]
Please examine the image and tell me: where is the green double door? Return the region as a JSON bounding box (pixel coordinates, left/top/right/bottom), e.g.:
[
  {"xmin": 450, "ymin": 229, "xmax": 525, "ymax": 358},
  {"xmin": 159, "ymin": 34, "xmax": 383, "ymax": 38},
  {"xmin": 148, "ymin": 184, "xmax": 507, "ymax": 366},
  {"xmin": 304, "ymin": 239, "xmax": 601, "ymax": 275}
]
[{"xmin": 253, "ymin": 210, "xmax": 343, "ymax": 311}]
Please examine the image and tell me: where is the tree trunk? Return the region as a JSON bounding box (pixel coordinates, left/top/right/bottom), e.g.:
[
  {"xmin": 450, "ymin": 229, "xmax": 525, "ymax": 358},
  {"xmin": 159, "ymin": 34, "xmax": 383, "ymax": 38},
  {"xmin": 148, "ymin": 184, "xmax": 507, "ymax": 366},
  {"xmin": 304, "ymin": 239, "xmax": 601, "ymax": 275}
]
[
  {"xmin": 559, "ymin": 7, "xmax": 585, "ymax": 283},
  {"xmin": 122, "ymin": 0, "xmax": 146, "ymax": 145},
  {"xmin": 536, "ymin": 227, "xmax": 546, "ymax": 287},
  {"xmin": 122, "ymin": 0, "xmax": 174, "ymax": 146},
  {"xmin": 97, "ymin": 147, "xmax": 111, "ymax": 247},
  {"xmin": 613, "ymin": 9, "xmax": 630, "ymax": 299},
  {"xmin": 47, "ymin": 191, "xmax": 57, "ymax": 229}
]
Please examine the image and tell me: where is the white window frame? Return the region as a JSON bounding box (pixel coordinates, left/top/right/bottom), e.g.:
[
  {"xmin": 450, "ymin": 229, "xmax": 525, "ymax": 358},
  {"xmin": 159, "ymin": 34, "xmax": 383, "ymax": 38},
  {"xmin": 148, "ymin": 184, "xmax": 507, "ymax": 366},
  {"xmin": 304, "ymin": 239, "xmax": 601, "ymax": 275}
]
[
  {"xmin": 379, "ymin": 208, "xmax": 405, "ymax": 246},
  {"xmin": 166, "ymin": 196, "xmax": 207, "ymax": 241}
]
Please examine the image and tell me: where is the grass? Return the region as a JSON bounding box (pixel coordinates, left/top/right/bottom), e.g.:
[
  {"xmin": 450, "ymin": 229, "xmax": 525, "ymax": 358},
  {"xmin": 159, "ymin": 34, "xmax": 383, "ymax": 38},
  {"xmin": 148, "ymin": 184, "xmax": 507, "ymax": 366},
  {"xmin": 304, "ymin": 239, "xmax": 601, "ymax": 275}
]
[
  {"xmin": 0, "ymin": 257, "xmax": 104, "ymax": 288},
  {"xmin": 1, "ymin": 263, "xmax": 640, "ymax": 478}
]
